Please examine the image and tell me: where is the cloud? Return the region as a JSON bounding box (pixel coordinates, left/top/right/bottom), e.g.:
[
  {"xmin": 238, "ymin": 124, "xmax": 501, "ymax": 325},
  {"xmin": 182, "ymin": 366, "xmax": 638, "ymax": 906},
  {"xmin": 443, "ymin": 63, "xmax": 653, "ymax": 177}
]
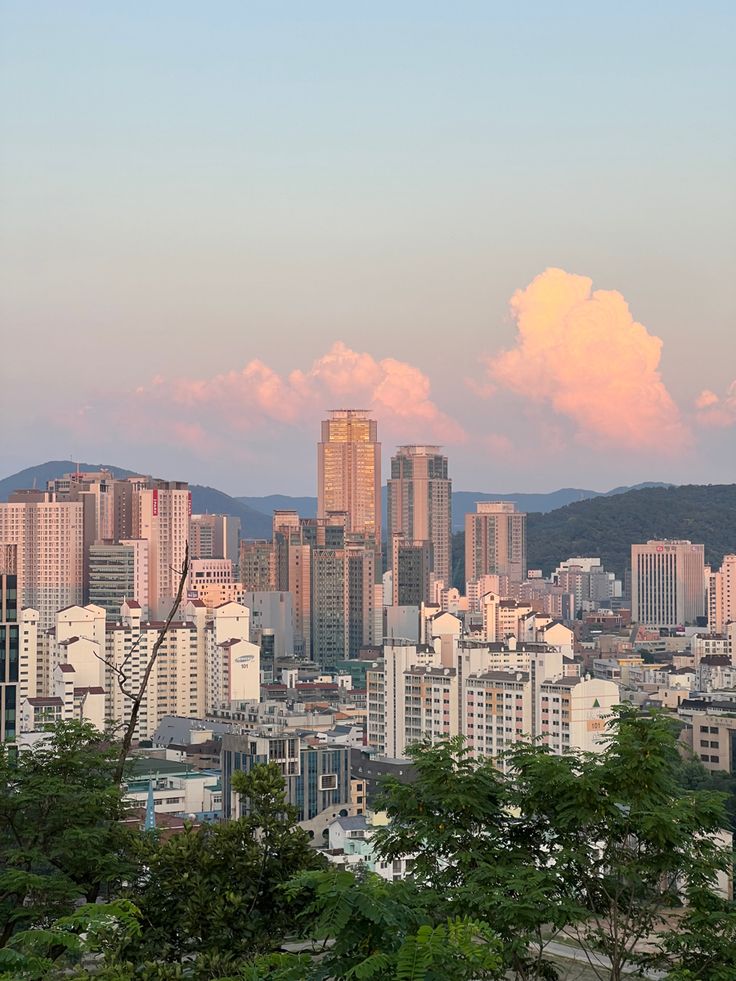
[
  {"xmin": 481, "ymin": 268, "xmax": 688, "ymax": 452},
  {"xmin": 695, "ymin": 381, "xmax": 736, "ymax": 427},
  {"xmin": 67, "ymin": 342, "xmax": 464, "ymax": 452}
]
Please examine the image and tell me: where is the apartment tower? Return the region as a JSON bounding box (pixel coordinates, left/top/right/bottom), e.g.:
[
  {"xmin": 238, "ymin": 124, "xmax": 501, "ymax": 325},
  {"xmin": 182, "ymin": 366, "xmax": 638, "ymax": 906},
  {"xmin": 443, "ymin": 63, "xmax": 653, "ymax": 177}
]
[
  {"xmin": 387, "ymin": 445, "xmax": 452, "ymax": 588},
  {"xmin": 465, "ymin": 501, "xmax": 527, "ymax": 586}
]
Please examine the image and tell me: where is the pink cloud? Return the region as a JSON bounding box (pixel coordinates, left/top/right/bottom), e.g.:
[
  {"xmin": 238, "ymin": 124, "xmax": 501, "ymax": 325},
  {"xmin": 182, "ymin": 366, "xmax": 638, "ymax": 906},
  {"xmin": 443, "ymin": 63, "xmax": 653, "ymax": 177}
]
[
  {"xmin": 66, "ymin": 342, "xmax": 464, "ymax": 452},
  {"xmin": 479, "ymin": 268, "xmax": 689, "ymax": 453},
  {"xmin": 695, "ymin": 381, "xmax": 736, "ymax": 427}
]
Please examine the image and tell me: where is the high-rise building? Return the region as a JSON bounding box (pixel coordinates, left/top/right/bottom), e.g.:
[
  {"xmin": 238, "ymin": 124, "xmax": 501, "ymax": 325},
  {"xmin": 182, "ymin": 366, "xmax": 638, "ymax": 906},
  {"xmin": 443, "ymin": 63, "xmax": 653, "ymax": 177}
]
[
  {"xmin": 240, "ymin": 540, "xmax": 276, "ymax": 592},
  {"xmin": 133, "ymin": 481, "xmax": 190, "ymax": 618},
  {"xmin": 0, "ymin": 494, "xmax": 84, "ymax": 629},
  {"xmin": 318, "ymin": 410, "xmax": 381, "ymax": 542},
  {"xmin": 387, "ymin": 445, "xmax": 452, "ymax": 587},
  {"xmin": 367, "ymin": 635, "xmax": 617, "ymax": 761},
  {"xmin": 631, "ymin": 540, "xmax": 706, "ymax": 627},
  {"xmin": 0, "ymin": 572, "xmax": 19, "ymax": 742},
  {"xmin": 190, "ymin": 514, "xmax": 241, "ymax": 565},
  {"xmin": 390, "ymin": 535, "xmax": 432, "ymax": 607},
  {"xmin": 310, "ymin": 536, "xmax": 377, "ymax": 665},
  {"xmin": 709, "ymin": 554, "xmax": 736, "ymax": 634},
  {"xmin": 465, "ymin": 502, "xmax": 527, "ymax": 585},
  {"xmin": 88, "ymin": 543, "xmax": 137, "ymax": 619}
]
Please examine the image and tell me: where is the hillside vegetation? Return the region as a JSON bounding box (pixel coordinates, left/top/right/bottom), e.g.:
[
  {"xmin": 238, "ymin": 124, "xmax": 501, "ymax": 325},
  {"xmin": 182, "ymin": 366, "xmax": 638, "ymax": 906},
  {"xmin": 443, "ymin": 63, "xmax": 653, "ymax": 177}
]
[
  {"xmin": 452, "ymin": 484, "xmax": 736, "ymax": 586},
  {"xmin": 526, "ymin": 483, "xmax": 736, "ymax": 578}
]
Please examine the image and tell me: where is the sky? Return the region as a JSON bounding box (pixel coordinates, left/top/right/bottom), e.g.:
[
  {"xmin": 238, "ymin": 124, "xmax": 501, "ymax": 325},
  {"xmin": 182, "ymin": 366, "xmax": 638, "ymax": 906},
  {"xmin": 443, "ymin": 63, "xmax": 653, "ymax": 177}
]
[{"xmin": 1, "ymin": 1, "xmax": 735, "ymax": 496}]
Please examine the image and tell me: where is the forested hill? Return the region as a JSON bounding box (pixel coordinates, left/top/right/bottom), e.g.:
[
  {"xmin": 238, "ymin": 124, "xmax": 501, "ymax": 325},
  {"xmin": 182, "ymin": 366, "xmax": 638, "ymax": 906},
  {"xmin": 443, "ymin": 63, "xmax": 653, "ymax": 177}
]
[{"xmin": 525, "ymin": 484, "xmax": 736, "ymax": 578}]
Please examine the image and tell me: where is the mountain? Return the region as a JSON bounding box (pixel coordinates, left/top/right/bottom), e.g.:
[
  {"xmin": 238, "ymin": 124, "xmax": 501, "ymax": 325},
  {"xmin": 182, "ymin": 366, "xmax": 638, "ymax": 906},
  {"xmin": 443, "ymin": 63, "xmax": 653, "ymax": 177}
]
[
  {"xmin": 524, "ymin": 483, "xmax": 736, "ymax": 578},
  {"xmin": 239, "ymin": 482, "xmax": 672, "ymax": 532},
  {"xmin": 238, "ymin": 494, "xmax": 318, "ymax": 519},
  {"xmin": 0, "ymin": 461, "xmax": 273, "ymax": 540}
]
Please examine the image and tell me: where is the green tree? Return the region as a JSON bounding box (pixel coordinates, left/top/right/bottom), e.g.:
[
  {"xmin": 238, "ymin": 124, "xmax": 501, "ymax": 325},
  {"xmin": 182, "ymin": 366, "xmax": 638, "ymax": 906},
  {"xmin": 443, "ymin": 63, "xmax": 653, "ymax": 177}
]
[
  {"xmin": 373, "ymin": 736, "xmax": 582, "ymax": 980},
  {"xmin": 0, "ymin": 720, "xmax": 137, "ymax": 950},
  {"xmin": 124, "ymin": 762, "xmax": 324, "ymax": 963},
  {"xmin": 286, "ymin": 868, "xmax": 502, "ymax": 980},
  {"xmin": 504, "ymin": 707, "xmax": 731, "ymax": 981}
]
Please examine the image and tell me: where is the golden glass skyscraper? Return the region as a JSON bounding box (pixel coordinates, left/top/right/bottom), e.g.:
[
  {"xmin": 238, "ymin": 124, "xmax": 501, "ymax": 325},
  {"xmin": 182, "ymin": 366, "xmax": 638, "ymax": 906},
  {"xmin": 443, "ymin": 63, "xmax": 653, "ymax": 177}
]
[{"xmin": 317, "ymin": 410, "xmax": 381, "ymax": 542}]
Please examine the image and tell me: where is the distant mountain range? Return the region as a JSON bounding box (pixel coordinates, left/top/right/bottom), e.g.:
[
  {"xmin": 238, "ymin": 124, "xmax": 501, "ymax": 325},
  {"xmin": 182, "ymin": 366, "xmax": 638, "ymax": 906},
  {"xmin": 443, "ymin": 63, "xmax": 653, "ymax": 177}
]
[
  {"xmin": 239, "ymin": 483, "xmax": 672, "ymax": 533},
  {"xmin": 0, "ymin": 461, "xmax": 674, "ymax": 540},
  {"xmin": 0, "ymin": 461, "xmax": 275, "ymax": 539}
]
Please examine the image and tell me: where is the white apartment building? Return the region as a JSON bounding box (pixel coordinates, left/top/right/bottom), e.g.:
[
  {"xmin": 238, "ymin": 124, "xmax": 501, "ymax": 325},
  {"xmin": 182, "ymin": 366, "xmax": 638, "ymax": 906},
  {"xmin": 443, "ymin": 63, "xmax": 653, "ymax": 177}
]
[
  {"xmin": 368, "ymin": 634, "xmax": 617, "ymax": 761},
  {"xmin": 24, "ymin": 600, "xmax": 257, "ymax": 741}
]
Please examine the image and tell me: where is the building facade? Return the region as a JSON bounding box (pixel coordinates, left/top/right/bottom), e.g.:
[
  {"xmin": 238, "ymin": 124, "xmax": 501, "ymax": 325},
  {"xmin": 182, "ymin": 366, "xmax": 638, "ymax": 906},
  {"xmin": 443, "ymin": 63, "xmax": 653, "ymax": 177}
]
[
  {"xmin": 318, "ymin": 410, "xmax": 381, "ymax": 542},
  {"xmin": 631, "ymin": 540, "xmax": 706, "ymax": 627},
  {"xmin": 386, "ymin": 445, "xmax": 452, "ymax": 588},
  {"xmin": 465, "ymin": 502, "xmax": 527, "ymax": 585}
]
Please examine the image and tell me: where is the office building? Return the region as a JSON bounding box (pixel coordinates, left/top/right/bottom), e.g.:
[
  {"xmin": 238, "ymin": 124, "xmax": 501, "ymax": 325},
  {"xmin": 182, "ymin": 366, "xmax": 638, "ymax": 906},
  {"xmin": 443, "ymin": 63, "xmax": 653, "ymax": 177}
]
[
  {"xmin": 465, "ymin": 502, "xmax": 527, "ymax": 585},
  {"xmin": 631, "ymin": 540, "xmax": 706, "ymax": 627},
  {"xmin": 387, "ymin": 445, "xmax": 452, "ymax": 587},
  {"xmin": 318, "ymin": 410, "xmax": 381, "ymax": 542},
  {"xmin": 88, "ymin": 542, "xmax": 140, "ymax": 619},
  {"xmin": 239, "ymin": 540, "xmax": 275, "ymax": 592},
  {"xmin": 222, "ymin": 731, "xmax": 351, "ymax": 833}
]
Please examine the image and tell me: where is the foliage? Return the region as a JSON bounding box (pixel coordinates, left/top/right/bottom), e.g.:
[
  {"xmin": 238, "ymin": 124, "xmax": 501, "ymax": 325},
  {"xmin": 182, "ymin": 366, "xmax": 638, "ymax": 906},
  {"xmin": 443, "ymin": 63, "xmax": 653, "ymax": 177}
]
[
  {"xmin": 0, "ymin": 900, "xmax": 141, "ymax": 981},
  {"xmin": 123, "ymin": 763, "xmax": 324, "ymax": 963},
  {"xmin": 286, "ymin": 867, "xmax": 502, "ymax": 980},
  {"xmin": 657, "ymin": 890, "xmax": 736, "ymax": 981},
  {"xmin": 375, "ymin": 711, "xmax": 732, "ymax": 981},
  {"xmin": 0, "ymin": 721, "xmax": 137, "ymax": 950},
  {"xmin": 453, "ymin": 483, "xmax": 736, "ymax": 584},
  {"xmin": 677, "ymin": 754, "xmax": 736, "ymax": 833}
]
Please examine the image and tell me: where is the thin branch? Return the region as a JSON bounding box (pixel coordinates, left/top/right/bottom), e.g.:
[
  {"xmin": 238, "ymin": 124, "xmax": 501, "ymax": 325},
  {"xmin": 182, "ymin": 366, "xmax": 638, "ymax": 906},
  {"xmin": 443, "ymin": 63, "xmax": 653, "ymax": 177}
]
[{"xmin": 112, "ymin": 543, "xmax": 189, "ymax": 786}]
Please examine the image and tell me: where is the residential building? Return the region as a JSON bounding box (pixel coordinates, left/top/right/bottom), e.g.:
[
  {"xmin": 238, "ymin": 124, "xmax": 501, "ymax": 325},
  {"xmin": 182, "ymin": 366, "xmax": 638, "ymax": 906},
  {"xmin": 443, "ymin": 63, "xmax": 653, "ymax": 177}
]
[
  {"xmin": 133, "ymin": 481, "xmax": 191, "ymax": 619},
  {"xmin": 0, "ymin": 494, "xmax": 84, "ymax": 629},
  {"xmin": 465, "ymin": 502, "xmax": 527, "ymax": 585},
  {"xmin": 631, "ymin": 540, "xmax": 706, "ymax": 627},
  {"xmin": 708, "ymin": 554, "xmax": 736, "ymax": 634},
  {"xmin": 386, "ymin": 445, "xmax": 451, "ymax": 587},
  {"xmin": 390, "ymin": 536, "xmax": 432, "ymax": 607}
]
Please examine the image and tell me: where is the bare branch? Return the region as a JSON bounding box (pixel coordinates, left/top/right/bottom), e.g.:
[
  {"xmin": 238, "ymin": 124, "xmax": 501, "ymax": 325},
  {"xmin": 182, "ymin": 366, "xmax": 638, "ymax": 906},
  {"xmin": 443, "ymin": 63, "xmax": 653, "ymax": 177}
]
[{"xmin": 112, "ymin": 543, "xmax": 190, "ymax": 786}]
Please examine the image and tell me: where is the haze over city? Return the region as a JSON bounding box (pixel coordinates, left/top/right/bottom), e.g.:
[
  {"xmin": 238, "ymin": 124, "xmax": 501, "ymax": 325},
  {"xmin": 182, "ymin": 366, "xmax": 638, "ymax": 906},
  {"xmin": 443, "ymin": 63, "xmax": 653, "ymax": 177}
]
[{"xmin": 2, "ymin": 2, "xmax": 735, "ymax": 494}]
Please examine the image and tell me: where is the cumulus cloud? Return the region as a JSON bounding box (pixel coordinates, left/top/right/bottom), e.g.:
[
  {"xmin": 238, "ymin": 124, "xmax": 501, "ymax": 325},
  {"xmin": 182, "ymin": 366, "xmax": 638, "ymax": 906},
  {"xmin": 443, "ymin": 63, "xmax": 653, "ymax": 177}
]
[
  {"xmin": 695, "ymin": 381, "xmax": 736, "ymax": 427},
  {"xmin": 482, "ymin": 268, "xmax": 688, "ymax": 452},
  {"xmin": 73, "ymin": 342, "xmax": 464, "ymax": 451}
]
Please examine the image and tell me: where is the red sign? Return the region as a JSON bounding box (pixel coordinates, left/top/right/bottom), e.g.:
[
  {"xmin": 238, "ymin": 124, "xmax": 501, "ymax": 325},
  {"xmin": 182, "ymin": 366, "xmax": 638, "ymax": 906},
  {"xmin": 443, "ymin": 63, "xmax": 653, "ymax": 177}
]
[
  {"xmin": 152, "ymin": 488, "xmax": 159, "ymax": 517},
  {"xmin": 188, "ymin": 492, "xmax": 192, "ymax": 516}
]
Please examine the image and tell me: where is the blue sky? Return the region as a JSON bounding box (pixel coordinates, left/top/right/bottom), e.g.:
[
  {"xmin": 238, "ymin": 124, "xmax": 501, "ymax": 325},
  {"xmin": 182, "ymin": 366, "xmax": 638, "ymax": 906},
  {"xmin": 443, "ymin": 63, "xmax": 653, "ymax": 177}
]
[{"xmin": 1, "ymin": 1, "xmax": 734, "ymax": 494}]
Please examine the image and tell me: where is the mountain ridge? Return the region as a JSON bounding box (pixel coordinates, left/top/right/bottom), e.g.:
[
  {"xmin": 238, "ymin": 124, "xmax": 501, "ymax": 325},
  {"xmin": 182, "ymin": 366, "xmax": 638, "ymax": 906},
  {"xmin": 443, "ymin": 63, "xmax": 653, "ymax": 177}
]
[{"xmin": 1, "ymin": 463, "xmax": 672, "ymax": 537}]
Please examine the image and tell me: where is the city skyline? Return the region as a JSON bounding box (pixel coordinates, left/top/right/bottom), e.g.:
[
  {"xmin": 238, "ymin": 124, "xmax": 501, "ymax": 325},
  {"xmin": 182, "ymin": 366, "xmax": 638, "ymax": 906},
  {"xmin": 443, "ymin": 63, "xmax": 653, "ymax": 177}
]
[{"xmin": 1, "ymin": 3, "xmax": 735, "ymax": 495}]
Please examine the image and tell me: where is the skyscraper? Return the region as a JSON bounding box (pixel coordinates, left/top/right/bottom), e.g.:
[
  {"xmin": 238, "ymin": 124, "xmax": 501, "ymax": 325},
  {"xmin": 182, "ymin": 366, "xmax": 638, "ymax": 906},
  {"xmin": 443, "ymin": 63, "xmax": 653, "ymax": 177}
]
[
  {"xmin": 133, "ymin": 481, "xmax": 190, "ymax": 618},
  {"xmin": 387, "ymin": 445, "xmax": 452, "ymax": 587},
  {"xmin": 318, "ymin": 410, "xmax": 381, "ymax": 542},
  {"xmin": 0, "ymin": 493, "xmax": 84, "ymax": 629},
  {"xmin": 631, "ymin": 540, "xmax": 705, "ymax": 627},
  {"xmin": 465, "ymin": 502, "xmax": 527, "ymax": 586}
]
